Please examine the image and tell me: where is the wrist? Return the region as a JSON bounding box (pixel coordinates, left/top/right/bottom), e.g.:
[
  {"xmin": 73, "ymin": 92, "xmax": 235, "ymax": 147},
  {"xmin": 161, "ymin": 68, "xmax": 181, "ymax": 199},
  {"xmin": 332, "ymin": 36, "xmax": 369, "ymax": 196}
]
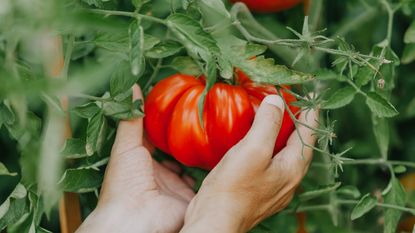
[{"xmin": 180, "ymin": 195, "xmax": 248, "ymax": 233}]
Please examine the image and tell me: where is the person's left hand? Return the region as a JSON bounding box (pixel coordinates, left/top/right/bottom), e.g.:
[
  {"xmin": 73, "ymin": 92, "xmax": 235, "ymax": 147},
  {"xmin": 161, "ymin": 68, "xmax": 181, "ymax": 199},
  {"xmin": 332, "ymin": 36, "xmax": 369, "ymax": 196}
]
[{"xmin": 76, "ymin": 84, "xmax": 195, "ymax": 233}]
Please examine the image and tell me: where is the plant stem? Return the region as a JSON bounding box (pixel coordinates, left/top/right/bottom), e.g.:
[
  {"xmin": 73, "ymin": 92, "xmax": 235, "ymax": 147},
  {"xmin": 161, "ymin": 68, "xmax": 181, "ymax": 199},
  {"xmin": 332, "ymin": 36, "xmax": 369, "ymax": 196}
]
[
  {"xmin": 70, "ymin": 93, "xmax": 111, "ymax": 102},
  {"xmin": 313, "ymin": 158, "xmax": 415, "ymax": 169},
  {"xmin": 230, "ymin": 3, "xmax": 305, "ymax": 70},
  {"xmin": 283, "ymin": 204, "xmax": 330, "ymax": 214},
  {"xmin": 89, "ymin": 9, "xmax": 166, "ymax": 25},
  {"xmin": 308, "ymin": 0, "xmax": 323, "ymax": 32},
  {"xmin": 62, "ymin": 35, "xmax": 75, "ymax": 79},
  {"xmin": 144, "ymin": 59, "xmax": 163, "ymax": 90},
  {"xmin": 380, "ymin": 0, "xmax": 395, "ymax": 43},
  {"xmin": 338, "ymin": 200, "xmax": 415, "ymax": 215},
  {"xmin": 284, "ymin": 199, "xmax": 415, "ymax": 215},
  {"xmin": 343, "ymin": 158, "xmax": 415, "ymax": 169}
]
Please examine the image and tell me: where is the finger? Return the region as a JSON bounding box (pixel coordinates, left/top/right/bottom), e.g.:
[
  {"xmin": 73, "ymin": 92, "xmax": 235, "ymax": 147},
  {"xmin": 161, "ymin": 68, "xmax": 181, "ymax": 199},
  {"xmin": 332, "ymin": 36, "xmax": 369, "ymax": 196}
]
[
  {"xmin": 241, "ymin": 95, "xmax": 285, "ymax": 158},
  {"xmin": 182, "ymin": 175, "xmax": 196, "ymax": 188},
  {"xmin": 154, "ymin": 162, "xmax": 195, "ymax": 202},
  {"xmin": 161, "ymin": 160, "xmax": 183, "ymax": 174},
  {"xmin": 143, "ymin": 134, "xmax": 156, "ymax": 154},
  {"xmin": 274, "ymin": 108, "xmax": 319, "ymax": 171},
  {"xmin": 113, "ymin": 84, "xmax": 144, "ymax": 154}
]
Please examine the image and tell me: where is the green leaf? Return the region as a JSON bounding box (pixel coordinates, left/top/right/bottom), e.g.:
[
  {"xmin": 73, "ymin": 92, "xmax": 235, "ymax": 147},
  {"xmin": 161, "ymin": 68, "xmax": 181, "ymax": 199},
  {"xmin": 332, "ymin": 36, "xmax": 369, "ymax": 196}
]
[
  {"xmin": 198, "ymin": 55, "xmax": 217, "ymax": 126},
  {"xmin": 110, "ymin": 62, "xmax": 138, "ymax": 98},
  {"xmin": 371, "ymin": 45, "xmax": 399, "ymax": 91},
  {"xmin": 245, "ymin": 44, "xmax": 267, "ymax": 57},
  {"xmin": 61, "ymin": 138, "xmax": 88, "ymax": 159},
  {"xmin": 0, "ymin": 198, "xmax": 28, "ymax": 231},
  {"xmin": 37, "ymin": 227, "xmax": 53, "ymax": 233},
  {"xmin": 143, "ymin": 34, "xmax": 161, "ymax": 51},
  {"xmin": 299, "ymin": 182, "xmax": 341, "ymax": 201},
  {"xmin": 145, "ymin": 41, "xmax": 183, "ymax": 59},
  {"xmin": 355, "ymin": 66, "xmax": 374, "ymax": 87},
  {"xmin": 365, "ymin": 92, "xmax": 398, "ymax": 118},
  {"xmin": 336, "ymin": 185, "xmax": 361, "ymax": 199},
  {"xmin": 7, "ymin": 211, "xmax": 35, "ymax": 233},
  {"xmin": 0, "ymin": 199, "xmax": 10, "ymax": 220},
  {"xmin": 86, "ymin": 112, "xmax": 107, "ymax": 156},
  {"xmin": 383, "ymin": 177, "xmax": 406, "ymax": 233},
  {"xmin": 0, "ymin": 102, "xmax": 15, "ymax": 128},
  {"xmin": 372, "ymin": 116, "xmax": 389, "ymax": 159},
  {"xmin": 27, "ymin": 192, "xmax": 42, "ymax": 229},
  {"xmin": 81, "ymin": 0, "xmax": 103, "ymax": 7},
  {"xmin": 102, "ymin": 99, "xmax": 144, "ymax": 120},
  {"xmin": 132, "ymin": 0, "xmax": 150, "ymax": 9},
  {"xmin": 10, "ymin": 184, "xmax": 27, "ymax": 199},
  {"xmin": 0, "ymin": 162, "xmax": 17, "ymax": 176},
  {"xmin": 129, "ymin": 21, "xmax": 145, "ymax": 76},
  {"xmin": 166, "ymin": 13, "xmax": 220, "ymax": 63},
  {"xmin": 393, "ymin": 166, "xmax": 407, "ymax": 174},
  {"xmin": 73, "ymin": 102, "xmax": 100, "ymax": 119},
  {"xmin": 216, "ymin": 36, "xmax": 313, "ymax": 85},
  {"xmin": 235, "ymin": 56, "xmax": 313, "ymax": 85},
  {"xmin": 59, "ymin": 168, "xmax": 103, "ymax": 193},
  {"xmin": 351, "ymin": 193, "xmax": 377, "ymax": 220},
  {"xmin": 322, "ymin": 86, "xmax": 356, "ymax": 109},
  {"xmin": 171, "ymin": 56, "xmax": 202, "ymax": 76},
  {"xmin": 94, "ymin": 32, "xmax": 129, "ymax": 52},
  {"xmin": 72, "ymin": 38, "xmax": 95, "ymax": 60},
  {"xmin": 79, "ymin": 157, "xmax": 109, "ymax": 170},
  {"xmin": 404, "ymin": 21, "xmax": 415, "ymax": 43},
  {"xmin": 217, "ymin": 57, "xmax": 233, "ymax": 79},
  {"xmin": 198, "ymin": 0, "xmax": 231, "ymax": 19},
  {"xmin": 0, "ymin": 184, "xmax": 29, "ymax": 230},
  {"xmin": 402, "ymin": 43, "xmax": 415, "ymax": 64},
  {"xmin": 314, "ymin": 69, "xmax": 347, "ymax": 82}
]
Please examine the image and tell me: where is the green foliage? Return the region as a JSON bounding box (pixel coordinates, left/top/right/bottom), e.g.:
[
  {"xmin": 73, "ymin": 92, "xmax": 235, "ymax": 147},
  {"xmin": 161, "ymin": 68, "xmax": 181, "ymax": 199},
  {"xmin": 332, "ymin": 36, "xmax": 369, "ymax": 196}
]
[
  {"xmin": 383, "ymin": 176, "xmax": 407, "ymax": 233},
  {"xmin": 0, "ymin": 0, "xmax": 415, "ymax": 232},
  {"xmin": 351, "ymin": 194, "xmax": 378, "ymax": 220}
]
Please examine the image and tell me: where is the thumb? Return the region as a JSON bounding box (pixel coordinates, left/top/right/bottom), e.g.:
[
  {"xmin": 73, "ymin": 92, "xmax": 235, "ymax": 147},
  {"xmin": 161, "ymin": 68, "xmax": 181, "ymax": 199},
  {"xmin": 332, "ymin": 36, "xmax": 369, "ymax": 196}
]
[
  {"xmin": 112, "ymin": 84, "xmax": 144, "ymax": 155},
  {"xmin": 242, "ymin": 94, "xmax": 285, "ymax": 157}
]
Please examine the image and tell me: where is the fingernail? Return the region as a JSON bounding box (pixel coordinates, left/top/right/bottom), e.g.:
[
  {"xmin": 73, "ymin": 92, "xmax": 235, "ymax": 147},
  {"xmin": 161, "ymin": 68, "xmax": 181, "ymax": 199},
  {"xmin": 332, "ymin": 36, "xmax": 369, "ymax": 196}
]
[{"xmin": 264, "ymin": 95, "xmax": 284, "ymax": 111}]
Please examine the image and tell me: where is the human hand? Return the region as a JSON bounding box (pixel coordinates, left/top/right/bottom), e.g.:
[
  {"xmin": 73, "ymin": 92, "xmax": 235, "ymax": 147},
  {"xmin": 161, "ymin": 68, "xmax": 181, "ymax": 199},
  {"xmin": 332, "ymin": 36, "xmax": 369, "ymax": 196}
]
[
  {"xmin": 76, "ymin": 85, "xmax": 195, "ymax": 233},
  {"xmin": 180, "ymin": 94, "xmax": 319, "ymax": 233}
]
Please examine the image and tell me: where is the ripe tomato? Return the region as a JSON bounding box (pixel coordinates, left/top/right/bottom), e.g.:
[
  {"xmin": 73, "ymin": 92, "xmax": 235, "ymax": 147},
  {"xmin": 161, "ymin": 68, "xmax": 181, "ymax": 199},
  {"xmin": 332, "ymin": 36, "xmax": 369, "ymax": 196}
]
[
  {"xmin": 144, "ymin": 70, "xmax": 300, "ymax": 170},
  {"xmin": 231, "ymin": 0, "xmax": 303, "ymax": 13}
]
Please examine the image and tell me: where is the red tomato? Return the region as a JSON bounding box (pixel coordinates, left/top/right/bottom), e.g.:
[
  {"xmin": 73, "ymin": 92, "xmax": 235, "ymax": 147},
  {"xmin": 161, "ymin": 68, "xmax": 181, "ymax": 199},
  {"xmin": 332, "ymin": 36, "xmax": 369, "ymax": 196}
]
[
  {"xmin": 231, "ymin": 0, "xmax": 303, "ymax": 13},
  {"xmin": 144, "ymin": 71, "xmax": 300, "ymax": 170}
]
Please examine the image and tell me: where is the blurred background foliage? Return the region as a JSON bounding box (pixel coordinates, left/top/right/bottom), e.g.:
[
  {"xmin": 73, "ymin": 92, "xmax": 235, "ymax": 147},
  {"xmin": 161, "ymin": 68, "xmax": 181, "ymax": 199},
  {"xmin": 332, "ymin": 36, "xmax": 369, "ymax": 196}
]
[{"xmin": 1, "ymin": 0, "xmax": 415, "ymax": 232}]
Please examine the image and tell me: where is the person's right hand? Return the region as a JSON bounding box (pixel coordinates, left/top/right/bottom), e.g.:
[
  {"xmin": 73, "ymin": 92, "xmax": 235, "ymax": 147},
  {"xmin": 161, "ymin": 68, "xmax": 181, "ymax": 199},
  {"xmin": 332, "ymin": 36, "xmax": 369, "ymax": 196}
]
[{"xmin": 180, "ymin": 94, "xmax": 319, "ymax": 233}]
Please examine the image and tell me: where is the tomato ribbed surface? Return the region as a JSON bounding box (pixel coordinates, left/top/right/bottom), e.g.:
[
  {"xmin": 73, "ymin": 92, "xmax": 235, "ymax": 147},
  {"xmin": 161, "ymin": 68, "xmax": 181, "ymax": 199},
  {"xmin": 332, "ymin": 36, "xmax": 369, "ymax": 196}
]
[{"xmin": 144, "ymin": 73, "xmax": 300, "ymax": 170}]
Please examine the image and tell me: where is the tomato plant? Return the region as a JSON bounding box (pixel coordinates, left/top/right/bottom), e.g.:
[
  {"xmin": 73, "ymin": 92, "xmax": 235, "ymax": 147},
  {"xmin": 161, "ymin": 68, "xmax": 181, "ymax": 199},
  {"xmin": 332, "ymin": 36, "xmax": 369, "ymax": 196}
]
[
  {"xmin": 230, "ymin": 0, "xmax": 302, "ymax": 13},
  {"xmin": 144, "ymin": 72, "xmax": 299, "ymax": 170},
  {"xmin": 1, "ymin": 0, "xmax": 415, "ymax": 232}
]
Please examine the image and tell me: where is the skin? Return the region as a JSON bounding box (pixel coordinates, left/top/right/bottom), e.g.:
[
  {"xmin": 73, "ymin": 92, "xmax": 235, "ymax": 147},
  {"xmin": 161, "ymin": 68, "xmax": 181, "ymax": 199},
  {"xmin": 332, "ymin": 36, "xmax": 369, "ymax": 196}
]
[
  {"xmin": 180, "ymin": 95, "xmax": 318, "ymax": 232},
  {"xmin": 76, "ymin": 85, "xmax": 195, "ymax": 233},
  {"xmin": 76, "ymin": 85, "xmax": 318, "ymax": 233}
]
